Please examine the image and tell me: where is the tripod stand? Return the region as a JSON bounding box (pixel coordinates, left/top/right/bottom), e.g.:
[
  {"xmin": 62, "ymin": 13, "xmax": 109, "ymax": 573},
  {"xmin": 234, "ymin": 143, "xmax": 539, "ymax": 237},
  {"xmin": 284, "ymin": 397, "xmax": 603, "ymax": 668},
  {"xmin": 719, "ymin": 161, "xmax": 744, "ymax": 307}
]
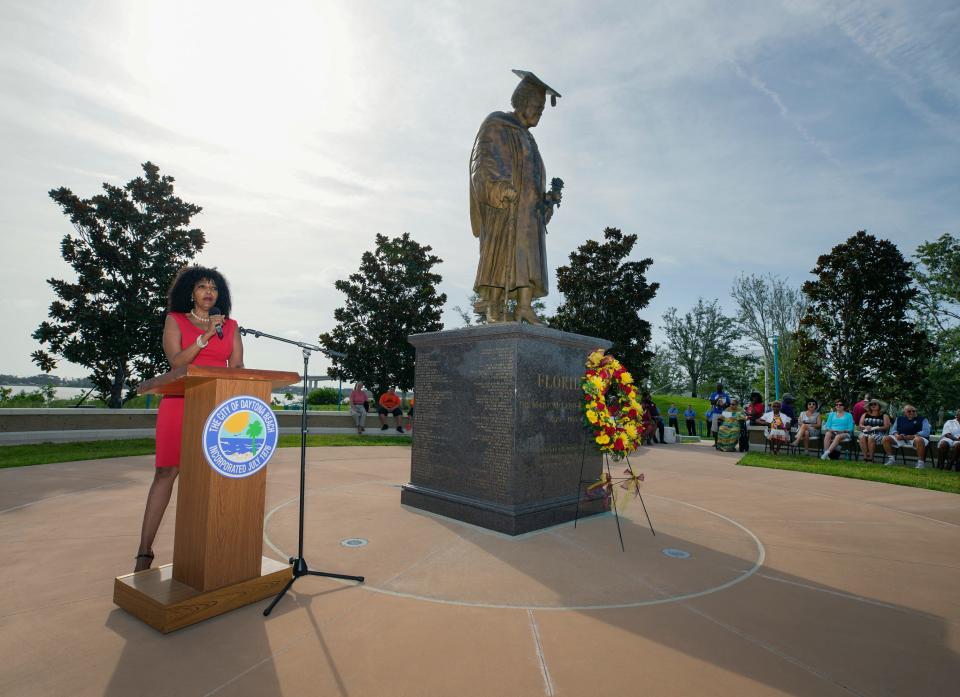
[{"xmin": 239, "ymin": 327, "xmax": 364, "ymax": 616}]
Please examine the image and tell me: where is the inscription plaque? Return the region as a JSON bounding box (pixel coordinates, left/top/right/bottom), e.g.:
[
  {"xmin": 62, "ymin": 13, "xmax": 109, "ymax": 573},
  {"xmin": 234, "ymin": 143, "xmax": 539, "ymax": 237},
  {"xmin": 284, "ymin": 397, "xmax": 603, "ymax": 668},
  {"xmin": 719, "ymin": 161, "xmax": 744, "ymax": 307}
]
[{"xmin": 401, "ymin": 323, "xmax": 610, "ymax": 534}]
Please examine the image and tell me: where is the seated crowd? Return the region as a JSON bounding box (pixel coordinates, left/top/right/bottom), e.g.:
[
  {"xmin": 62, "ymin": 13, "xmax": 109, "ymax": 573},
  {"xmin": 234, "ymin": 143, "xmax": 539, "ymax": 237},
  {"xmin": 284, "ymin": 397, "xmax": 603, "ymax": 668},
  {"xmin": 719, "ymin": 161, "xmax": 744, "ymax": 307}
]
[{"xmin": 701, "ymin": 384, "xmax": 959, "ymax": 470}]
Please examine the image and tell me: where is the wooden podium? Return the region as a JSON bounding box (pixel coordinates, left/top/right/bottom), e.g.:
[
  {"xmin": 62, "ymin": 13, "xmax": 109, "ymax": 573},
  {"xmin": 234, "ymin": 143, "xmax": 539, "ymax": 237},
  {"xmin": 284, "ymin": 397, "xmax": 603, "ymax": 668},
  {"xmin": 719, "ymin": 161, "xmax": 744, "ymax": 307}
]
[{"xmin": 114, "ymin": 365, "xmax": 300, "ymax": 633}]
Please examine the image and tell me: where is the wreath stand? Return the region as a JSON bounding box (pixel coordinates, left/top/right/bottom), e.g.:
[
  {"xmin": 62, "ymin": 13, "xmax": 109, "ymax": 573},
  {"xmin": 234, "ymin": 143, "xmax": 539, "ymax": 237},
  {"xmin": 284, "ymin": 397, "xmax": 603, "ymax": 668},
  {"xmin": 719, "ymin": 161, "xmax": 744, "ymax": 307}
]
[{"xmin": 574, "ymin": 433, "xmax": 655, "ymax": 552}]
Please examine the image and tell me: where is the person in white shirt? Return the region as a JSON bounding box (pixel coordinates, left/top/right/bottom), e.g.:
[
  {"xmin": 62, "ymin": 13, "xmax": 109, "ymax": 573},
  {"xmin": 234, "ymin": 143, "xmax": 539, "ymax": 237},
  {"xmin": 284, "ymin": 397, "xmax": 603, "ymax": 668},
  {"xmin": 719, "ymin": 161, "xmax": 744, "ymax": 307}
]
[
  {"xmin": 758, "ymin": 400, "xmax": 792, "ymax": 455},
  {"xmin": 935, "ymin": 409, "xmax": 960, "ymax": 471}
]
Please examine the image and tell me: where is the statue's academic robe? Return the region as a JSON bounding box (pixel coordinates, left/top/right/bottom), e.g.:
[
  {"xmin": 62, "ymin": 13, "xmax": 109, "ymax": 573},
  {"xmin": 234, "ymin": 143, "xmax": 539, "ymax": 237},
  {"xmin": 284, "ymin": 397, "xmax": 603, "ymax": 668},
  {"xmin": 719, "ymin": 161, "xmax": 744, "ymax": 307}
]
[{"xmin": 469, "ymin": 111, "xmax": 552, "ymax": 302}]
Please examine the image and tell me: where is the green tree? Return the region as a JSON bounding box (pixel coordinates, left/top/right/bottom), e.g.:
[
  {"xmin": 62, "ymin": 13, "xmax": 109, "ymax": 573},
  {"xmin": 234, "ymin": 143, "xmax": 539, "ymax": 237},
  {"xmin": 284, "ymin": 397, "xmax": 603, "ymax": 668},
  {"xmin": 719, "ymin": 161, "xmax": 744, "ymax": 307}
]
[
  {"xmin": 31, "ymin": 162, "xmax": 204, "ymax": 408},
  {"xmin": 914, "ymin": 233, "xmax": 960, "ymax": 419},
  {"xmin": 550, "ymin": 227, "xmax": 659, "ymax": 381},
  {"xmin": 711, "ymin": 351, "xmax": 763, "ymax": 404},
  {"xmin": 914, "ymin": 233, "xmax": 960, "ymax": 322},
  {"xmin": 795, "ymin": 231, "xmax": 932, "ymax": 405},
  {"xmin": 661, "ymin": 299, "xmax": 739, "ymax": 397},
  {"xmin": 319, "ymin": 233, "xmax": 446, "ymax": 395},
  {"xmin": 645, "ymin": 344, "xmax": 685, "ymax": 394},
  {"xmin": 730, "ymin": 273, "xmax": 806, "ymax": 402}
]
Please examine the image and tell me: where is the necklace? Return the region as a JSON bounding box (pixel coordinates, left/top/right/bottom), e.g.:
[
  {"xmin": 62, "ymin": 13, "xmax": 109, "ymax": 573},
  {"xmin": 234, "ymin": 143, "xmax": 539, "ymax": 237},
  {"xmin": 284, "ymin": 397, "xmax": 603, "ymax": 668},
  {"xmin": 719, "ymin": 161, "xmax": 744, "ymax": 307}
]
[{"xmin": 189, "ymin": 310, "xmax": 210, "ymax": 323}]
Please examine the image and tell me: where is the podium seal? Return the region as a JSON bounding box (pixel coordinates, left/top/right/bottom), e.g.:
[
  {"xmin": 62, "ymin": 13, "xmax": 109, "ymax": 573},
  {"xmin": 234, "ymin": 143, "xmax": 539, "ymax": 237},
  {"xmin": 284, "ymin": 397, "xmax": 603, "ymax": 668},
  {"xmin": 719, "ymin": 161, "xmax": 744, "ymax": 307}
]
[{"xmin": 202, "ymin": 395, "xmax": 279, "ymax": 478}]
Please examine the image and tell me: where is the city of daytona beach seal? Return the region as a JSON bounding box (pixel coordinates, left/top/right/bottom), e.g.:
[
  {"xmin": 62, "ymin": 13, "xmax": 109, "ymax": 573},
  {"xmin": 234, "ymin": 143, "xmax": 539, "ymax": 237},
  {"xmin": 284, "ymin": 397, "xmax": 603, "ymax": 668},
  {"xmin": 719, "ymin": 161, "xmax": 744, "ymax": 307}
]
[{"xmin": 202, "ymin": 395, "xmax": 279, "ymax": 478}]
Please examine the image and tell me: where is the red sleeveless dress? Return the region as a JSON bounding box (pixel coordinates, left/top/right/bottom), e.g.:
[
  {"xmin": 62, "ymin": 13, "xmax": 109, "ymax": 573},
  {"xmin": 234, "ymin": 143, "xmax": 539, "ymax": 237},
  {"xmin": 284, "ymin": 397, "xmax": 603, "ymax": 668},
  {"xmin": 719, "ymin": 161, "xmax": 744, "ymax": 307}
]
[{"xmin": 154, "ymin": 312, "xmax": 238, "ymax": 468}]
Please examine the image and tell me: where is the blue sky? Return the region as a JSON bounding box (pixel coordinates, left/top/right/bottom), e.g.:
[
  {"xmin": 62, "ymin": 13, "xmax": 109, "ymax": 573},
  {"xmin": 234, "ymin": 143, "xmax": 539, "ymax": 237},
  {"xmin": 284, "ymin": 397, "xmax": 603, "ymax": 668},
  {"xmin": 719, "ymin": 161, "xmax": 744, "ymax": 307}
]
[{"xmin": 1, "ymin": 0, "xmax": 957, "ymax": 378}]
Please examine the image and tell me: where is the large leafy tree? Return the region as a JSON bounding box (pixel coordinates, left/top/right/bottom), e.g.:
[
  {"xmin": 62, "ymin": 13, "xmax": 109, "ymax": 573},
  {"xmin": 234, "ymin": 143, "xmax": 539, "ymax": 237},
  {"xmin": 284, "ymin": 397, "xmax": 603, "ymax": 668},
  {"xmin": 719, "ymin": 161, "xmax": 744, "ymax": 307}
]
[
  {"xmin": 32, "ymin": 162, "xmax": 204, "ymax": 408},
  {"xmin": 730, "ymin": 273, "xmax": 806, "ymax": 402},
  {"xmin": 795, "ymin": 231, "xmax": 932, "ymax": 405},
  {"xmin": 661, "ymin": 299, "xmax": 739, "ymax": 397},
  {"xmin": 550, "ymin": 227, "xmax": 659, "ymax": 381},
  {"xmin": 645, "ymin": 343, "xmax": 685, "ymax": 394},
  {"xmin": 319, "ymin": 233, "xmax": 445, "ymax": 395},
  {"xmin": 914, "ymin": 233, "xmax": 960, "ymax": 418},
  {"xmin": 708, "ymin": 351, "xmax": 763, "ymax": 404}
]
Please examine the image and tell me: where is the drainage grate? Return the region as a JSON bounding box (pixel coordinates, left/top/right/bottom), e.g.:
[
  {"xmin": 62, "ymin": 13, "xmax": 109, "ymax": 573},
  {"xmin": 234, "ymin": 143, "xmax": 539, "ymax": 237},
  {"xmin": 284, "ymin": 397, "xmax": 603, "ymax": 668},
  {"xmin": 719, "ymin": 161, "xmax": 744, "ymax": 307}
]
[
  {"xmin": 340, "ymin": 538, "xmax": 369, "ymax": 548},
  {"xmin": 661, "ymin": 548, "xmax": 691, "ymax": 559}
]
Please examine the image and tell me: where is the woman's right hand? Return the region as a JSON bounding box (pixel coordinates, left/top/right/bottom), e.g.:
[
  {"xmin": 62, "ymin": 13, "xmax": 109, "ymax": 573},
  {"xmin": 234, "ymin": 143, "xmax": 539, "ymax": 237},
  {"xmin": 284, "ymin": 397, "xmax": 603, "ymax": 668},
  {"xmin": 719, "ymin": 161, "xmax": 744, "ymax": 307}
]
[{"xmin": 203, "ymin": 314, "xmax": 226, "ymax": 341}]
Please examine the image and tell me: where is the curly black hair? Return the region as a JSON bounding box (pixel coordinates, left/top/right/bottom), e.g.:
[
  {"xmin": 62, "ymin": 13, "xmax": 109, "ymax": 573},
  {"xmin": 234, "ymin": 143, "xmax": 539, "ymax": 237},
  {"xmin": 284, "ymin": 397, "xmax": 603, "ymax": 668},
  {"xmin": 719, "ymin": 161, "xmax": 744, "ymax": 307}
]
[{"xmin": 166, "ymin": 265, "xmax": 232, "ymax": 316}]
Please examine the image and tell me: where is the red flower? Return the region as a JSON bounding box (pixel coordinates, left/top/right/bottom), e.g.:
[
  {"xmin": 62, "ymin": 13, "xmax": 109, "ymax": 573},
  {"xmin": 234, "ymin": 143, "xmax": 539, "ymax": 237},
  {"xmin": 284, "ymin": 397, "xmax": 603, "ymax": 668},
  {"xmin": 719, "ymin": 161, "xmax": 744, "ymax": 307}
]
[
  {"xmin": 604, "ymin": 425, "xmax": 616, "ymax": 436},
  {"xmin": 613, "ymin": 438, "xmax": 625, "ymax": 451},
  {"xmin": 584, "ymin": 394, "xmax": 593, "ymax": 402},
  {"xmin": 628, "ymin": 409, "xmax": 638, "ymax": 419},
  {"xmin": 586, "ymin": 370, "xmax": 596, "ymax": 377}
]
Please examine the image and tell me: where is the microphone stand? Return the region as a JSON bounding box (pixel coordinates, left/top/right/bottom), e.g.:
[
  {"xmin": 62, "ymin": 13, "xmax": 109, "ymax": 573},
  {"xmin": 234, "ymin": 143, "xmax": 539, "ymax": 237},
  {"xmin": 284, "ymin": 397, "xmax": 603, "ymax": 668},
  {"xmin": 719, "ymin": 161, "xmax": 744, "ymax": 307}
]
[{"xmin": 238, "ymin": 326, "xmax": 364, "ymax": 616}]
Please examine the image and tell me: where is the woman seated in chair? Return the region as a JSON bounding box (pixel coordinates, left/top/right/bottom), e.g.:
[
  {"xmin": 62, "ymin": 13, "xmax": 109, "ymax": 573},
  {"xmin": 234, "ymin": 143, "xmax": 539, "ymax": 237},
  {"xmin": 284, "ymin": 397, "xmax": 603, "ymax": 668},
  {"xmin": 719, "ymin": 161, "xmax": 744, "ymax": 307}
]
[
  {"xmin": 759, "ymin": 400, "xmax": 791, "ymax": 455},
  {"xmin": 857, "ymin": 399, "xmax": 890, "ymax": 462},
  {"xmin": 821, "ymin": 399, "xmax": 854, "ymax": 460},
  {"xmin": 639, "ymin": 395, "xmax": 658, "ymax": 445},
  {"xmin": 716, "ymin": 397, "xmax": 747, "ymax": 452},
  {"xmin": 791, "ymin": 399, "xmax": 822, "ymax": 454},
  {"xmin": 744, "ymin": 391, "xmax": 765, "ymax": 425}
]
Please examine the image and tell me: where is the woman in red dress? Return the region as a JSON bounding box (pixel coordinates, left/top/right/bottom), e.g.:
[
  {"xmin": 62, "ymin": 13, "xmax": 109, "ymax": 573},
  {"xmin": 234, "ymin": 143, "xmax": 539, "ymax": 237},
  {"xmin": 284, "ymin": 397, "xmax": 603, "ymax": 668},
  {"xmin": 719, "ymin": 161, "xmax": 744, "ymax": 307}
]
[{"xmin": 134, "ymin": 266, "xmax": 244, "ymax": 571}]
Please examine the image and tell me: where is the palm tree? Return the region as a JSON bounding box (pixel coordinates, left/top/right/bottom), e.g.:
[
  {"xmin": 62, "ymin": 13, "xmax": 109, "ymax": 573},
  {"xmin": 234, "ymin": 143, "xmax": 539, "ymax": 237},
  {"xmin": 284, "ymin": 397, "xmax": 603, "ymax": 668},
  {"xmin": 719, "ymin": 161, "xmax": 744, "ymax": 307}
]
[{"xmin": 245, "ymin": 419, "xmax": 264, "ymax": 455}]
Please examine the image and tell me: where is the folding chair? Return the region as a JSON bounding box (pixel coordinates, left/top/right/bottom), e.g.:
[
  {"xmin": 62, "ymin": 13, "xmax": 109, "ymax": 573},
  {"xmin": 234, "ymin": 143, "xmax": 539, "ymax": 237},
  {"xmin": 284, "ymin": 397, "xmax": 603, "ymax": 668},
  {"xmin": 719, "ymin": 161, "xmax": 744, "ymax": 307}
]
[
  {"xmin": 791, "ymin": 434, "xmax": 822, "ymax": 457},
  {"xmin": 896, "ymin": 440, "xmax": 922, "ymax": 467}
]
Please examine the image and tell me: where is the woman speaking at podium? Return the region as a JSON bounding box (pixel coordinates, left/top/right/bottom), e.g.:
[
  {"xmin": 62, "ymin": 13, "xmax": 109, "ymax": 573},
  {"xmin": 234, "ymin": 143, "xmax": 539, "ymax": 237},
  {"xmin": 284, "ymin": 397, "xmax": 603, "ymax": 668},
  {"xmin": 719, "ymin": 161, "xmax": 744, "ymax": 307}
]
[{"xmin": 134, "ymin": 266, "xmax": 244, "ymax": 572}]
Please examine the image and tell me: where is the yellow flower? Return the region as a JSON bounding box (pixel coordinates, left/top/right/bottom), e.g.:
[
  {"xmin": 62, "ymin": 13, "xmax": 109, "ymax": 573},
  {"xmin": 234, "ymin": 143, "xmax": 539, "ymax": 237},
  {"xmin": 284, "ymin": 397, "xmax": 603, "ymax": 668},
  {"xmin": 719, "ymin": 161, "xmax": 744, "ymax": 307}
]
[
  {"xmin": 589, "ymin": 376, "xmax": 605, "ymax": 391},
  {"xmin": 624, "ymin": 423, "xmax": 638, "ymax": 439},
  {"xmin": 586, "ymin": 410, "xmax": 598, "ymax": 424},
  {"xmin": 620, "ymin": 371, "xmax": 633, "ymax": 385},
  {"xmin": 586, "ymin": 349, "xmax": 605, "ymax": 367},
  {"xmin": 596, "ymin": 433, "xmax": 611, "ymax": 445}
]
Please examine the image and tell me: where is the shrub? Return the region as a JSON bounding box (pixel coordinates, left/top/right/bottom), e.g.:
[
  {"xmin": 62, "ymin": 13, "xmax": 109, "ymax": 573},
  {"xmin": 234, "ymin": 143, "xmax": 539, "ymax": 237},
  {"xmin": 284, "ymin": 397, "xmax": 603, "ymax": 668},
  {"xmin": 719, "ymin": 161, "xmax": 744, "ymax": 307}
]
[{"xmin": 307, "ymin": 387, "xmax": 340, "ymax": 405}]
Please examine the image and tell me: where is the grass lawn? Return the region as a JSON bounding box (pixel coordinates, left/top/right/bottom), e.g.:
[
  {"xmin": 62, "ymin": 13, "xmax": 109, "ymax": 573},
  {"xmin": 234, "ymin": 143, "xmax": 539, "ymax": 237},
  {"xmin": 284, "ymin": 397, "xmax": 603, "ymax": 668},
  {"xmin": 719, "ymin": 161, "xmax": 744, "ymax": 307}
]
[
  {"xmin": 738, "ymin": 452, "xmax": 960, "ymax": 495},
  {"xmin": 651, "ymin": 394, "xmax": 711, "ymax": 417},
  {"xmin": 0, "ymin": 434, "xmax": 410, "ymax": 469}
]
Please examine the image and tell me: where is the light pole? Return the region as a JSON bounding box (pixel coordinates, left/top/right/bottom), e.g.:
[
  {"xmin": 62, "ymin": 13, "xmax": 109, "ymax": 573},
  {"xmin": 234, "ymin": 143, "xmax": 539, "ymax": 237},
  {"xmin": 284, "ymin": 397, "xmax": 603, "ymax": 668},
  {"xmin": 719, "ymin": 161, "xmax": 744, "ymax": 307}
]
[{"xmin": 772, "ymin": 335, "xmax": 781, "ymax": 401}]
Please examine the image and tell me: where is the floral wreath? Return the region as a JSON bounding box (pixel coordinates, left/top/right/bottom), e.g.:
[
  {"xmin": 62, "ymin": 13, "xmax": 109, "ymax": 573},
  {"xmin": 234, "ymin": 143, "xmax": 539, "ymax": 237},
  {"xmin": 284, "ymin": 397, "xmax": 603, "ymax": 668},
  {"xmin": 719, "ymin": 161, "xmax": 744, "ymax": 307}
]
[{"xmin": 581, "ymin": 348, "xmax": 643, "ymax": 459}]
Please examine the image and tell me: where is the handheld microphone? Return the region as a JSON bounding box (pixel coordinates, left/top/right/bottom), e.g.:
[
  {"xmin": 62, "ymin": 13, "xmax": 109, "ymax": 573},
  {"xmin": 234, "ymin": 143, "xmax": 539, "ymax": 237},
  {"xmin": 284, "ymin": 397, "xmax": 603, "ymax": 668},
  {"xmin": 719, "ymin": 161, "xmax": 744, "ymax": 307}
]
[{"xmin": 210, "ymin": 306, "xmax": 224, "ymax": 340}]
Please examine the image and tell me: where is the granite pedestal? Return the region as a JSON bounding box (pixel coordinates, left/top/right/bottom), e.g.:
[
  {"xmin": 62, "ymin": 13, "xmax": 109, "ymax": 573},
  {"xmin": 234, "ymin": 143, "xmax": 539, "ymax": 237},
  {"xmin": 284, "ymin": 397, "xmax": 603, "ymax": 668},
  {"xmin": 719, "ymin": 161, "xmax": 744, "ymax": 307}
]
[{"xmin": 401, "ymin": 324, "xmax": 610, "ymax": 535}]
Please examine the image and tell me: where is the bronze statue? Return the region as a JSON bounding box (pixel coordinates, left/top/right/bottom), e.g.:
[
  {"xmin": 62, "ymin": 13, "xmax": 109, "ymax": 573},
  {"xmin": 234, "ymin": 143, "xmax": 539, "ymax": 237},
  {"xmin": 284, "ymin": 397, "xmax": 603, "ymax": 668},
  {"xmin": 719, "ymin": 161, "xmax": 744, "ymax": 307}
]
[{"xmin": 470, "ymin": 69, "xmax": 564, "ymax": 324}]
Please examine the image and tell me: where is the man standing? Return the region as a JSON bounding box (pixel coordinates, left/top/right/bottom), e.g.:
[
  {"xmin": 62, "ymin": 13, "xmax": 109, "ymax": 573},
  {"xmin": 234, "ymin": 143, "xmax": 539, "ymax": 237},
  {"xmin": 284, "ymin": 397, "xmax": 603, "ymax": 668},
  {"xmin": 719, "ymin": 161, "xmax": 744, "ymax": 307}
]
[
  {"xmin": 683, "ymin": 404, "xmax": 697, "ymax": 436},
  {"xmin": 935, "ymin": 409, "xmax": 960, "ymax": 470},
  {"xmin": 470, "ymin": 69, "xmax": 563, "ymax": 324},
  {"xmin": 708, "ymin": 383, "xmax": 729, "ymax": 410},
  {"xmin": 667, "ymin": 403, "xmax": 679, "ymax": 435},
  {"xmin": 882, "ymin": 405, "xmax": 931, "ymax": 467}
]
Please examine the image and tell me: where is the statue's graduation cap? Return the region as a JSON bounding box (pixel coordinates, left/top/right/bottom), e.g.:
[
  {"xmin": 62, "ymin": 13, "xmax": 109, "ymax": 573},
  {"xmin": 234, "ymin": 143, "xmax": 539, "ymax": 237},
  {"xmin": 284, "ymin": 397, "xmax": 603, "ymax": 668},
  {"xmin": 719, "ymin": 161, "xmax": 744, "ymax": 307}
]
[{"xmin": 512, "ymin": 69, "xmax": 561, "ymax": 106}]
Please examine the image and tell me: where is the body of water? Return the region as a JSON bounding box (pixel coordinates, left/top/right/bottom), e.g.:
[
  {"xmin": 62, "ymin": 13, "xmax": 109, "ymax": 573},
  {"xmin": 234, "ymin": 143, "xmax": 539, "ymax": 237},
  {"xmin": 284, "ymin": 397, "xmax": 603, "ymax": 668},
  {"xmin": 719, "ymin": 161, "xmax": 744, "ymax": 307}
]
[
  {"xmin": 219, "ymin": 437, "xmax": 264, "ymax": 457},
  {"xmin": 2, "ymin": 385, "xmax": 92, "ymax": 400}
]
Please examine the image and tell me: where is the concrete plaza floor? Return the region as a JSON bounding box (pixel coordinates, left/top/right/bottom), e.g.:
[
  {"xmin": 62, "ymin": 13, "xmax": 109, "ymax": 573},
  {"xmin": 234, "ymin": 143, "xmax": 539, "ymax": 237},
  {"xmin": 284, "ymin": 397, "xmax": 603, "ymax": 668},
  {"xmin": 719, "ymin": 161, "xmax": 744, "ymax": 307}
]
[{"xmin": 1, "ymin": 443, "xmax": 958, "ymax": 696}]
